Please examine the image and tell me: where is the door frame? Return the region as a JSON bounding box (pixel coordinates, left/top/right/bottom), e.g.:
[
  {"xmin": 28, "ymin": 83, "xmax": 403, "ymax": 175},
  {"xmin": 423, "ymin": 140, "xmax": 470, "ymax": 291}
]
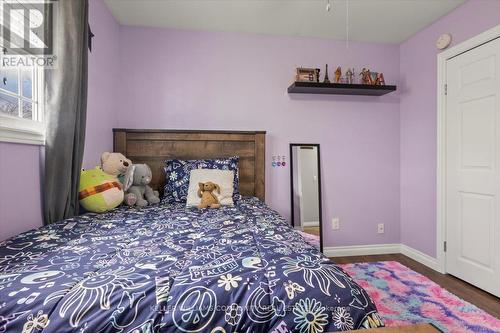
[
  {"xmin": 436, "ymin": 24, "xmax": 500, "ymax": 274},
  {"xmin": 289, "ymin": 143, "xmax": 323, "ymax": 253},
  {"xmin": 297, "ymin": 148, "xmax": 305, "ymax": 227}
]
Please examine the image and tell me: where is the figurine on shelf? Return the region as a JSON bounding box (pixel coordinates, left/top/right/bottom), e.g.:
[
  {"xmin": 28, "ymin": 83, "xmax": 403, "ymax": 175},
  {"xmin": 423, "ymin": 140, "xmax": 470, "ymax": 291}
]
[
  {"xmin": 295, "ymin": 67, "xmax": 318, "ymax": 82},
  {"xmin": 360, "ymin": 68, "xmax": 372, "ymax": 85},
  {"xmin": 374, "ymin": 73, "xmax": 386, "ymax": 85},
  {"xmin": 323, "ymin": 64, "xmax": 330, "ymax": 83},
  {"xmin": 334, "ymin": 66, "xmax": 342, "ymax": 83},
  {"xmin": 345, "ymin": 68, "xmax": 354, "ymax": 84},
  {"xmin": 315, "ymin": 68, "xmax": 320, "ymax": 83}
]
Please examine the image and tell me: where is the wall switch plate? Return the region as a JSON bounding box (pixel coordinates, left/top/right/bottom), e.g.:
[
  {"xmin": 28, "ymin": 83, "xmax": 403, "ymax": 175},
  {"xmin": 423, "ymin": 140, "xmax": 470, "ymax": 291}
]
[
  {"xmin": 332, "ymin": 218, "xmax": 340, "ymax": 230},
  {"xmin": 377, "ymin": 223, "xmax": 385, "ymax": 234}
]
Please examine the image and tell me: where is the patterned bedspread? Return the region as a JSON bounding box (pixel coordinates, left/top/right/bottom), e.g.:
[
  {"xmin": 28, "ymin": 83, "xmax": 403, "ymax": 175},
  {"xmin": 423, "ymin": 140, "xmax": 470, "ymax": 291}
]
[{"xmin": 0, "ymin": 197, "xmax": 383, "ymax": 332}]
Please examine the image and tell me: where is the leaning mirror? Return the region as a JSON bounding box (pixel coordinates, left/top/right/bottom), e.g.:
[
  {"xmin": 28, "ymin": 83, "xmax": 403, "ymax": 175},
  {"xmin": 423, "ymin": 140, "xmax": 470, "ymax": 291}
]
[{"xmin": 290, "ymin": 144, "xmax": 323, "ymax": 252}]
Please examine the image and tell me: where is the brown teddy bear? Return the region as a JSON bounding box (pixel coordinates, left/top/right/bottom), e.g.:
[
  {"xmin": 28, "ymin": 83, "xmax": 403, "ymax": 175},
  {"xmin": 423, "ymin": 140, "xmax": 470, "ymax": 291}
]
[
  {"xmin": 100, "ymin": 152, "xmax": 132, "ymax": 185},
  {"xmin": 101, "ymin": 152, "xmax": 136, "ymax": 206},
  {"xmin": 197, "ymin": 182, "xmax": 221, "ymax": 209}
]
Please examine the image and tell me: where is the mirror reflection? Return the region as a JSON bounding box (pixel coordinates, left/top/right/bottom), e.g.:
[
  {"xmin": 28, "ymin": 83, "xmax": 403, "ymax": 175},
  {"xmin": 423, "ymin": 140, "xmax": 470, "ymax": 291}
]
[{"xmin": 290, "ymin": 144, "xmax": 322, "ymax": 252}]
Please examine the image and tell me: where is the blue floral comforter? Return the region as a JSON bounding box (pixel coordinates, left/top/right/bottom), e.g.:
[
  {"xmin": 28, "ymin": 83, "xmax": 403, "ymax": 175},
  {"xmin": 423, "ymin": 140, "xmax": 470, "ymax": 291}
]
[{"xmin": 0, "ymin": 197, "xmax": 383, "ymax": 332}]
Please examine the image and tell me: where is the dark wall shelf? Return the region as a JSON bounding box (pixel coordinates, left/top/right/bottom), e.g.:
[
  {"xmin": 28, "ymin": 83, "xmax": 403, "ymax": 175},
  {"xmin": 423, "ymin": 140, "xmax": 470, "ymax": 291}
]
[{"xmin": 288, "ymin": 81, "xmax": 397, "ymax": 96}]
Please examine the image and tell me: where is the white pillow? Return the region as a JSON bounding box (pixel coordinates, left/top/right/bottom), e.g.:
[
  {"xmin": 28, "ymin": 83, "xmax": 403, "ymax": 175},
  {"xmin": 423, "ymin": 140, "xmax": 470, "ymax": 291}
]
[{"xmin": 186, "ymin": 169, "xmax": 235, "ymax": 207}]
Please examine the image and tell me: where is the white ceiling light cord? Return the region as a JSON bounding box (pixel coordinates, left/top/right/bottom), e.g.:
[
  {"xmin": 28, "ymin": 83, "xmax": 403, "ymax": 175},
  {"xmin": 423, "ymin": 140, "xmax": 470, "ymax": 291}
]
[
  {"xmin": 325, "ymin": 0, "xmax": 349, "ymax": 48},
  {"xmin": 346, "ymin": 0, "xmax": 349, "ymax": 49}
]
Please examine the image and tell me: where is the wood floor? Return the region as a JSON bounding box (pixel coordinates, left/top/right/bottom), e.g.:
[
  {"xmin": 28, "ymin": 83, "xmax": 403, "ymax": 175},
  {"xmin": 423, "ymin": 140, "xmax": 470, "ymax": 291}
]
[
  {"xmin": 330, "ymin": 253, "xmax": 500, "ymax": 319},
  {"xmin": 302, "ymin": 226, "xmax": 320, "ymax": 236}
]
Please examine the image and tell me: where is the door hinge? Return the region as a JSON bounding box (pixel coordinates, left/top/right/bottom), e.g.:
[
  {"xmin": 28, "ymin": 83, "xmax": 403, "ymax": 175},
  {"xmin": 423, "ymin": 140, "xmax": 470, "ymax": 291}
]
[
  {"xmin": 444, "ymin": 241, "xmax": 447, "ymax": 252},
  {"xmin": 444, "ymin": 84, "xmax": 448, "ymax": 96}
]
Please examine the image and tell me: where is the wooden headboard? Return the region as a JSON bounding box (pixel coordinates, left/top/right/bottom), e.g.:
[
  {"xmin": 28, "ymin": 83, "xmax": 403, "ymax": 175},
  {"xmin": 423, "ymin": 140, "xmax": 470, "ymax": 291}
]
[{"xmin": 113, "ymin": 129, "xmax": 266, "ymax": 201}]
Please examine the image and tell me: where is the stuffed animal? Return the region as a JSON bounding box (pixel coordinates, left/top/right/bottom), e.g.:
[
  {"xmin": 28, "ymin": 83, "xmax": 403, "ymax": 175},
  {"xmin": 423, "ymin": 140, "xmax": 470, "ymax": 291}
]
[
  {"xmin": 101, "ymin": 152, "xmax": 132, "ymax": 184},
  {"xmin": 197, "ymin": 181, "xmax": 221, "ymax": 209},
  {"xmin": 79, "ymin": 167, "xmax": 124, "ymax": 213},
  {"xmin": 101, "ymin": 152, "xmax": 137, "ymax": 206},
  {"xmin": 124, "ymin": 164, "xmax": 160, "ymax": 207}
]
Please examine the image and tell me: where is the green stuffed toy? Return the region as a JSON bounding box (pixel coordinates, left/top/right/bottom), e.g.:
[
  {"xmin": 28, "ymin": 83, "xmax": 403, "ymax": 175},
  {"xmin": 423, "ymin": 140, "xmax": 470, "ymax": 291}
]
[{"xmin": 79, "ymin": 167, "xmax": 124, "ymax": 213}]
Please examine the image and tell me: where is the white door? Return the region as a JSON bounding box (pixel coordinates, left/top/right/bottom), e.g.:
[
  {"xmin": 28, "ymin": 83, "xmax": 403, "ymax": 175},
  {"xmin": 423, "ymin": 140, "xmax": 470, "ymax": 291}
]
[{"xmin": 445, "ymin": 37, "xmax": 500, "ymax": 297}]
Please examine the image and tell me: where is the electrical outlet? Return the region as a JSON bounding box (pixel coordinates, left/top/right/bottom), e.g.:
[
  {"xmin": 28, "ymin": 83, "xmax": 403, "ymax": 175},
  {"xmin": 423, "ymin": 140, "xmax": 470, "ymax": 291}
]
[
  {"xmin": 332, "ymin": 218, "xmax": 340, "ymax": 230},
  {"xmin": 377, "ymin": 223, "xmax": 385, "ymax": 234}
]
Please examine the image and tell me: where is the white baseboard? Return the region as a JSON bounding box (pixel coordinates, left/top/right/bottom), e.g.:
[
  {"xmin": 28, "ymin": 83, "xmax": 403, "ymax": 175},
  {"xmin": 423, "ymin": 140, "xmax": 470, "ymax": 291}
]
[
  {"xmin": 303, "ymin": 220, "xmax": 319, "ymax": 227},
  {"xmin": 324, "ymin": 243, "xmax": 440, "ymax": 273},
  {"xmin": 400, "ymin": 244, "xmax": 441, "ymax": 272},
  {"xmin": 323, "ymin": 244, "xmax": 400, "ymax": 257}
]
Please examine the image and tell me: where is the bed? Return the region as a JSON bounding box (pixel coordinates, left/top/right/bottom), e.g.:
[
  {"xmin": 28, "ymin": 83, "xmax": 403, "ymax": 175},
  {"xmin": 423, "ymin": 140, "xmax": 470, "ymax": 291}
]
[{"xmin": 0, "ymin": 129, "xmax": 383, "ymax": 332}]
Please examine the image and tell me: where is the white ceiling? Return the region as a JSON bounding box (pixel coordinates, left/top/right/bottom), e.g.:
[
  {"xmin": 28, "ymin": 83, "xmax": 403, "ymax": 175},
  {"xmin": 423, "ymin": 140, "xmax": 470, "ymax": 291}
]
[{"xmin": 104, "ymin": 0, "xmax": 466, "ymax": 44}]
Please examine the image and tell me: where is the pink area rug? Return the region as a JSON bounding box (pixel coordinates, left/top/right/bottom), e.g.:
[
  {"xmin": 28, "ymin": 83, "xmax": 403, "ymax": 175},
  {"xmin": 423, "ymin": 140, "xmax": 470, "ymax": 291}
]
[{"xmin": 339, "ymin": 261, "xmax": 500, "ymax": 333}]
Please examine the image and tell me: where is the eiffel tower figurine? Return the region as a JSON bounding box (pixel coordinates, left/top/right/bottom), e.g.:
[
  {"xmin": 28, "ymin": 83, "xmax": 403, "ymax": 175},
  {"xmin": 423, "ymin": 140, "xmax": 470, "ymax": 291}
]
[{"xmin": 323, "ymin": 64, "xmax": 330, "ymax": 83}]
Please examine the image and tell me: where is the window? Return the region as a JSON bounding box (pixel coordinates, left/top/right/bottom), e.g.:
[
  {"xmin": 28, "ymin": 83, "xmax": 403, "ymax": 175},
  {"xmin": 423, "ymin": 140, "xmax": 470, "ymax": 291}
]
[
  {"xmin": 0, "ymin": 65, "xmax": 44, "ymax": 144},
  {"xmin": 0, "ymin": 3, "xmax": 45, "ymax": 145}
]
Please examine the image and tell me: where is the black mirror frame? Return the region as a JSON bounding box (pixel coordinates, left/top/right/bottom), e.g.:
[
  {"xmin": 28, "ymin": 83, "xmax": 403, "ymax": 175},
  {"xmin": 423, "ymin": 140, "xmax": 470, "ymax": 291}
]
[{"xmin": 289, "ymin": 143, "xmax": 323, "ymax": 253}]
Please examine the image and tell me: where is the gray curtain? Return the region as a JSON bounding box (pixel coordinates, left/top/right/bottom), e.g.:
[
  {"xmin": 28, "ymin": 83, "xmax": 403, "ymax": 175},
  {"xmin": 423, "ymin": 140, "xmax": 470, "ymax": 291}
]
[{"xmin": 44, "ymin": 0, "xmax": 89, "ymax": 224}]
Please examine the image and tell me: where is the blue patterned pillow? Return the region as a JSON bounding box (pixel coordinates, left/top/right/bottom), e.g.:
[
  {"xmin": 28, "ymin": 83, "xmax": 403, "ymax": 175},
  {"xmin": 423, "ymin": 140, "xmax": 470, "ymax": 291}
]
[{"xmin": 163, "ymin": 156, "xmax": 240, "ymax": 203}]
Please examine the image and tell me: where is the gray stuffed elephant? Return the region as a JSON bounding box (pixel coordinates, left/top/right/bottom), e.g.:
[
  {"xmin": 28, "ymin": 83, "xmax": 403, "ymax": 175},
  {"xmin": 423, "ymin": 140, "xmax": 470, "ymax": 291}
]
[{"xmin": 123, "ymin": 164, "xmax": 160, "ymax": 207}]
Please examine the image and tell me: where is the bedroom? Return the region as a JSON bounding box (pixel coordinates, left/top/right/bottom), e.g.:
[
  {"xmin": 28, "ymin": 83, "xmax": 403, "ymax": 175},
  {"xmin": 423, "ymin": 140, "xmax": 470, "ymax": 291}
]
[{"xmin": 0, "ymin": 0, "xmax": 499, "ymax": 332}]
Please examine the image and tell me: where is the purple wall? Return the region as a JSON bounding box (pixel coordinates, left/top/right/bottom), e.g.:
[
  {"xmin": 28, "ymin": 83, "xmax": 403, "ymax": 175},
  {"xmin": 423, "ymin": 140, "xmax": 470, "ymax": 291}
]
[
  {"xmin": 0, "ymin": 0, "xmax": 119, "ymax": 240},
  {"xmin": 399, "ymin": 0, "xmax": 500, "ymax": 257},
  {"xmin": 84, "ymin": 0, "xmax": 121, "ymax": 168},
  {"xmin": 0, "ymin": 143, "xmax": 43, "ymax": 239},
  {"xmin": 117, "ymin": 27, "xmax": 401, "ymax": 247}
]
